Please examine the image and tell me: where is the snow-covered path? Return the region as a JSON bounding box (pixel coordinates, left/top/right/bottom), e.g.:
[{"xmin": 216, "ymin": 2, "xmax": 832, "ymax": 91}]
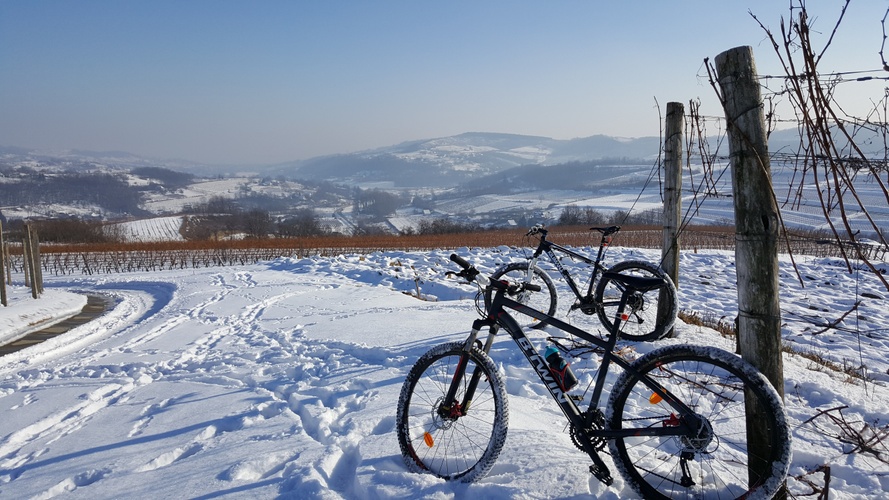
[{"xmin": 0, "ymin": 247, "xmax": 887, "ymax": 498}]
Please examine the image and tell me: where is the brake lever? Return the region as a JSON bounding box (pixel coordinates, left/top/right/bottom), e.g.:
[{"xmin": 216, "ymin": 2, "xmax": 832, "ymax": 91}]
[{"xmin": 446, "ymin": 268, "xmax": 481, "ymax": 283}]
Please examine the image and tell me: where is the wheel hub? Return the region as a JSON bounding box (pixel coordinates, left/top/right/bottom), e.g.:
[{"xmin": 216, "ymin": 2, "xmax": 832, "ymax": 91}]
[
  {"xmin": 626, "ymin": 292, "xmax": 646, "ymax": 314},
  {"xmin": 432, "ymin": 397, "xmax": 463, "ymax": 430},
  {"xmin": 680, "ymin": 415, "xmax": 716, "ymax": 453}
]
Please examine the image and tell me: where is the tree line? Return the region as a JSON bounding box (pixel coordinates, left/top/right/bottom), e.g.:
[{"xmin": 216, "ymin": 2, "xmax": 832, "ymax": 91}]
[
  {"xmin": 556, "ymin": 205, "xmax": 664, "ymax": 226},
  {"xmin": 0, "ymin": 171, "xmax": 148, "ymax": 216},
  {"xmin": 180, "ymin": 196, "xmax": 330, "ymax": 240}
]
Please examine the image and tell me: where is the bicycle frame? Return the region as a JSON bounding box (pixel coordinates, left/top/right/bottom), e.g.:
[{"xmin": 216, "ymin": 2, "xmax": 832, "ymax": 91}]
[
  {"xmin": 525, "ymin": 227, "xmax": 615, "ymax": 304},
  {"xmin": 449, "ymin": 277, "xmax": 697, "ymax": 485}
]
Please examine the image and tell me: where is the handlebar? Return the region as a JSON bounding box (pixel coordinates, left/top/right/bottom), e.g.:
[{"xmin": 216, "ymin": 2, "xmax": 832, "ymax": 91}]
[
  {"xmin": 449, "ymin": 253, "xmax": 486, "ymax": 285},
  {"xmin": 525, "ymin": 224, "xmax": 621, "ymax": 238},
  {"xmin": 449, "ymin": 253, "xmax": 472, "ymax": 270},
  {"xmin": 449, "ymin": 254, "xmax": 541, "ymax": 293},
  {"xmin": 526, "ymin": 224, "xmax": 547, "ymax": 237}
]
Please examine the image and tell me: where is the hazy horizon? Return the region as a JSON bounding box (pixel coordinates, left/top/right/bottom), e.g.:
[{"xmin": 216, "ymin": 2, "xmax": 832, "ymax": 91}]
[{"xmin": 1, "ymin": 1, "xmax": 884, "ymax": 165}]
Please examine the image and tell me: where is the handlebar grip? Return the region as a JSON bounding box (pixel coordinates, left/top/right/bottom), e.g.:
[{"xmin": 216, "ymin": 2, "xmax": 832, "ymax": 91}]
[
  {"xmin": 449, "ymin": 253, "xmax": 471, "ymax": 270},
  {"xmin": 524, "ymin": 283, "xmax": 541, "ymax": 292}
]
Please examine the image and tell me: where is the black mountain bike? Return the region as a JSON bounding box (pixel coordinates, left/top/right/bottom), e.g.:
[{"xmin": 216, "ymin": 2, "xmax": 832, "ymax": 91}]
[
  {"xmin": 396, "ymin": 254, "xmax": 790, "ymax": 499},
  {"xmin": 490, "ymin": 224, "xmax": 677, "ymax": 341}
]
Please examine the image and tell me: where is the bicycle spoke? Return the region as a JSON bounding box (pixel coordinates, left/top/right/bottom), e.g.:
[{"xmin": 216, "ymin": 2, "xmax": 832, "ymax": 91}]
[
  {"xmin": 608, "ymin": 345, "xmax": 790, "ymax": 499},
  {"xmin": 397, "ymin": 342, "xmax": 508, "ymax": 482},
  {"xmin": 595, "ymin": 261, "xmax": 677, "ymax": 341}
]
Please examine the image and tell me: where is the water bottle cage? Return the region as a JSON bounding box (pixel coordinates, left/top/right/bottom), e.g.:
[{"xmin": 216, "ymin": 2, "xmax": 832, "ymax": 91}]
[{"xmin": 549, "ymin": 365, "xmax": 577, "ymax": 392}]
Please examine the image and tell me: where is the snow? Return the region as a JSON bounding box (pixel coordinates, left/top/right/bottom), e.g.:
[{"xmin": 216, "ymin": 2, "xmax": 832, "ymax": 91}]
[
  {"xmin": 140, "ymin": 178, "xmax": 248, "ymax": 213},
  {"xmin": 108, "ymin": 216, "xmax": 186, "ymax": 242},
  {"xmin": 0, "ymin": 288, "xmax": 86, "ymax": 346},
  {"xmin": 0, "ymin": 246, "xmax": 887, "ymax": 498}
]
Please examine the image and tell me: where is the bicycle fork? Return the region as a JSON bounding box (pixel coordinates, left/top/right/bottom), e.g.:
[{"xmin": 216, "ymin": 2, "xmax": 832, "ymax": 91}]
[{"xmin": 439, "ymin": 319, "xmax": 501, "ymax": 419}]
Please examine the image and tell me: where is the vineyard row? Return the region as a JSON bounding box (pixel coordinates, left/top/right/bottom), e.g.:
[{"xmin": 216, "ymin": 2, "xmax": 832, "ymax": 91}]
[{"xmin": 2, "ymin": 226, "xmax": 882, "ymax": 277}]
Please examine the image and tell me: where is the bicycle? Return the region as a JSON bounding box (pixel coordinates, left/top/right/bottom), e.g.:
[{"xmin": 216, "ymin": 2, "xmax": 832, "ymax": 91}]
[
  {"xmin": 396, "ymin": 254, "xmax": 790, "ymax": 499},
  {"xmin": 490, "ymin": 224, "xmax": 678, "ymax": 341}
]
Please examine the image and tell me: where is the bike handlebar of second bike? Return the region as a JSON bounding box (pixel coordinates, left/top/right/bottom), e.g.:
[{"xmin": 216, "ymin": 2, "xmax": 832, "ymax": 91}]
[{"xmin": 449, "ymin": 253, "xmax": 542, "ymax": 293}]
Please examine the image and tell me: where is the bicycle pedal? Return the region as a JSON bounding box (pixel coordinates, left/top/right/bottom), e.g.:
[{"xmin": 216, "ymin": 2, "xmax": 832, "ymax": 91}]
[{"xmin": 589, "ymin": 465, "xmax": 613, "ymax": 486}]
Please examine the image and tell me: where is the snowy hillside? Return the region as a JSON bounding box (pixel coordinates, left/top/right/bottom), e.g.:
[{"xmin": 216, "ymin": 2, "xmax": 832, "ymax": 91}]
[
  {"xmin": 0, "ymin": 246, "xmax": 887, "ymax": 498},
  {"xmin": 266, "ymin": 133, "xmax": 663, "ymax": 188},
  {"xmin": 108, "ymin": 216, "xmax": 186, "ymax": 242},
  {"xmin": 5, "ymin": 132, "xmax": 889, "ymax": 239}
]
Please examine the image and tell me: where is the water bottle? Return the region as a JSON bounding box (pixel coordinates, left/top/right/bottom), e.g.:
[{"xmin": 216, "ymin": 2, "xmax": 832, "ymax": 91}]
[{"xmin": 544, "ymin": 345, "xmax": 578, "ymax": 391}]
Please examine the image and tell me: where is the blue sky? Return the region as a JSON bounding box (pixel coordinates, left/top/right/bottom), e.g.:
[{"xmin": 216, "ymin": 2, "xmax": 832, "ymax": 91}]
[{"xmin": 0, "ymin": 1, "xmax": 885, "ymax": 165}]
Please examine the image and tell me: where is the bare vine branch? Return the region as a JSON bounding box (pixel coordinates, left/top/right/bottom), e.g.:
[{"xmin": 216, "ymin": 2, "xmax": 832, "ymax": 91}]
[{"xmin": 752, "ymin": 1, "xmax": 889, "ymax": 290}]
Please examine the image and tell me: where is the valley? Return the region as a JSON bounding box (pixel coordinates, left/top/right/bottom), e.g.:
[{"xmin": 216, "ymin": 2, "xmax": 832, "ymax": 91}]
[{"xmin": 2, "ymin": 131, "xmax": 887, "ymax": 243}]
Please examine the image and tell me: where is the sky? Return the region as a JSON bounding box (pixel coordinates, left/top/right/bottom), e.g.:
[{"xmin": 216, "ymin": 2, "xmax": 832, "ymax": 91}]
[{"xmin": 1, "ymin": 0, "xmax": 886, "ymax": 166}]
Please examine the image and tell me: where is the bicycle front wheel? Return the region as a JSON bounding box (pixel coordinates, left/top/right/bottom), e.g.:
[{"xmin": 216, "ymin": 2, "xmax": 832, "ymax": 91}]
[
  {"xmin": 396, "ymin": 341, "xmax": 509, "ymax": 482},
  {"xmin": 606, "ymin": 345, "xmax": 791, "ymax": 499},
  {"xmin": 595, "ymin": 260, "xmax": 677, "ymax": 341},
  {"xmin": 490, "ymin": 262, "xmax": 557, "ymax": 328}
]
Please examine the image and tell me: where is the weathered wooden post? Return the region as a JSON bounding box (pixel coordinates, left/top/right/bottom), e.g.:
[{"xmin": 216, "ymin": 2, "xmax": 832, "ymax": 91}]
[
  {"xmin": 24, "ymin": 224, "xmax": 41, "ymax": 298},
  {"xmin": 30, "ymin": 225, "xmax": 43, "ymax": 294},
  {"xmin": 4, "ymin": 240, "xmax": 10, "ymax": 286},
  {"xmin": 716, "ymin": 45, "xmax": 786, "ymax": 493},
  {"xmin": 661, "ymin": 101, "xmax": 684, "ymax": 337},
  {"xmin": 22, "ymin": 227, "xmax": 33, "ymax": 293},
  {"xmin": 0, "ymin": 219, "xmax": 6, "ymax": 307}
]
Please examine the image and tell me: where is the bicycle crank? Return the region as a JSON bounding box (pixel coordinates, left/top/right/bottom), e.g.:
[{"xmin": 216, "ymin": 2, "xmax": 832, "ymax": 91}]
[
  {"xmin": 570, "ymin": 297, "xmax": 598, "ymax": 316},
  {"xmin": 570, "ymin": 409, "xmax": 606, "ymax": 452}
]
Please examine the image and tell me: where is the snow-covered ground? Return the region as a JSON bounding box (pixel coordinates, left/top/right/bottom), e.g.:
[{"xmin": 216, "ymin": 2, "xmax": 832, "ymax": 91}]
[
  {"xmin": 0, "ymin": 289, "xmax": 86, "ymax": 347},
  {"xmin": 0, "ymin": 246, "xmax": 887, "ymax": 498}
]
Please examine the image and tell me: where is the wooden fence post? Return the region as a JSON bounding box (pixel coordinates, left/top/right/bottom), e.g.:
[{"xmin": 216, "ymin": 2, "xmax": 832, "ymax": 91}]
[
  {"xmin": 24, "ymin": 224, "xmax": 40, "ymax": 298},
  {"xmin": 0, "ymin": 219, "xmax": 6, "ymax": 307},
  {"xmin": 3, "ymin": 240, "xmax": 9, "ymax": 286},
  {"xmin": 30, "ymin": 225, "xmax": 43, "ymax": 294},
  {"xmin": 661, "ymin": 101, "xmax": 684, "ymax": 337},
  {"xmin": 22, "ymin": 228, "xmax": 32, "ymax": 290},
  {"xmin": 716, "ymin": 45, "xmax": 786, "ymax": 493}
]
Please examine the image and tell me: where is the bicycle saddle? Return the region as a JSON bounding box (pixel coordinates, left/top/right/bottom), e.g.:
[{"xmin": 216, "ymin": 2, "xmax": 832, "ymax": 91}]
[
  {"xmin": 602, "ymin": 271, "xmax": 665, "ymax": 292},
  {"xmin": 590, "ymin": 226, "xmax": 620, "ymax": 236}
]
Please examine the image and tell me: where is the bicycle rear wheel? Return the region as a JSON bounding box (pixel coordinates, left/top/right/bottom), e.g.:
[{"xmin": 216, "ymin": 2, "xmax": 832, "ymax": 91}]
[
  {"xmin": 595, "ymin": 260, "xmax": 677, "ymax": 341},
  {"xmin": 606, "ymin": 345, "xmax": 790, "ymax": 499},
  {"xmin": 396, "ymin": 341, "xmax": 509, "ymax": 482},
  {"xmin": 490, "ymin": 262, "xmax": 557, "ymax": 328}
]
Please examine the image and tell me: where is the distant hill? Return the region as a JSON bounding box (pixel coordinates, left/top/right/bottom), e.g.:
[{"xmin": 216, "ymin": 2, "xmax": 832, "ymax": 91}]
[
  {"xmin": 1, "ymin": 133, "xmax": 662, "ymax": 187},
  {"xmin": 4, "ymin": 127, "xmax": 889, "ymax": 237},
  {"xmin": 268, "ymin": 132, "xmax": 663, "ymax": 188},
  {"xmin": 0, "ymin": 146, "xmax": 215, "ymax": 174}
]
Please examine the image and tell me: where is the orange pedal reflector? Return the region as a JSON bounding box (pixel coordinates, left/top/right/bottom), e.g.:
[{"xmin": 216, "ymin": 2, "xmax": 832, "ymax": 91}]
[
  {"xmin": 649, "ymin": 393, "xmax": 663, "ymax": 404},
  {"xmin": 423, "ymin": 432, "xmax": 435, "ymax": 448}
]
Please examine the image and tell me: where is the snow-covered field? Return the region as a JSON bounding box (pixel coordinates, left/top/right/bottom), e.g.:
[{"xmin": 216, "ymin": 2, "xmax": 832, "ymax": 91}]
[
  {"xmin": 108, "ymin": 216, "xmax": 186, "ymax": 243},
  {"xmin": 0, "ymin": 246, "xmax": 887, "ymax": 498}
]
